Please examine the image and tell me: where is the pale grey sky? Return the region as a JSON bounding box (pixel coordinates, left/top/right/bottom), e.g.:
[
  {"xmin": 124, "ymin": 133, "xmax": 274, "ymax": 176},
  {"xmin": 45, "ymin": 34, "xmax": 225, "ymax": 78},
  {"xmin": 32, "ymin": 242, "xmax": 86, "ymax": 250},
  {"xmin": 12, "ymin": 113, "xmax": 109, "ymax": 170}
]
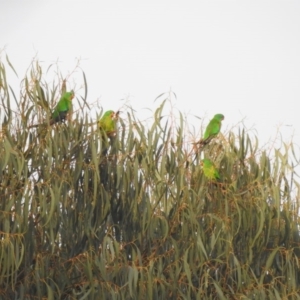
[{"xmin": 1, "ymin": 0, "xmax": 300, "ymax": 148}]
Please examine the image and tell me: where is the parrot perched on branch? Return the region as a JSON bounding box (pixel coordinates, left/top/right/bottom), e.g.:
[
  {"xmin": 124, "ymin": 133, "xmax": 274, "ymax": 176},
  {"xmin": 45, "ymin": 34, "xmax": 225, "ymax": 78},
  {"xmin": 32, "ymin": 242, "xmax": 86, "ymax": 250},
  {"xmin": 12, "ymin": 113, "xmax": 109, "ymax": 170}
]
[
  {"xmin": 49, "ymin": 90, "xmax": 75, "ymax": 125},
  {"xmin": 197, "ymin": 114, "xmax": 224, "ymax": 147},
  {"xmin": 29, "ymin": 90, "xmax": 75, "ymax": 128},
  {"xmin": 98, "ymin": 110, "xmax": 120, "ymax": 156},
  {"xmin": 98, "ymin": 110, "xmax": 120, "ymax": 137},
  {"xmin": 201, "ymin": 158, "xmax": 220, "ymax": 180}
]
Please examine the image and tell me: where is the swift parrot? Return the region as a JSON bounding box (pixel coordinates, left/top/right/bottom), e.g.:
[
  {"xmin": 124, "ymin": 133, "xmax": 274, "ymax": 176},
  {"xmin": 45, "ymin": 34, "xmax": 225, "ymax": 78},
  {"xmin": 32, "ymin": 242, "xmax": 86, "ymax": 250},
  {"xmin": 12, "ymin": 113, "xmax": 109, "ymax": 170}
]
[
  {"xmin": 98, "ymin": 110, "xmax": 120, "ymax": 137},
  {"xmin": 49, "ymin": 90, "xmax": 75, "ymax": 125},
  {"xmin": 29, "ymin": 90, "xmax": 75, "ymax": 128},
  {"xmin": 198, "ymin": 114, "xmax": 224, "ymax": 146},
  {"xmin": 98, "ymin": 110, "xmax": 120, "ymax": 156},
  {"xmin": 201, "ymin": 158, "xmax": 220, "ymax": 180}
]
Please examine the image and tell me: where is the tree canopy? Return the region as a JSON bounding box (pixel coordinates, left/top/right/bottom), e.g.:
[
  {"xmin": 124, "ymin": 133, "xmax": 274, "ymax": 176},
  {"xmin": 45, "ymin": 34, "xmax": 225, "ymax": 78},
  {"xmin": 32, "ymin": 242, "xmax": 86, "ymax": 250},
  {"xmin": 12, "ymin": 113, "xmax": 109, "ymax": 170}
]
[{"xmin": 0, "ymin": 57, "xmax": 300, "ymax": 299}]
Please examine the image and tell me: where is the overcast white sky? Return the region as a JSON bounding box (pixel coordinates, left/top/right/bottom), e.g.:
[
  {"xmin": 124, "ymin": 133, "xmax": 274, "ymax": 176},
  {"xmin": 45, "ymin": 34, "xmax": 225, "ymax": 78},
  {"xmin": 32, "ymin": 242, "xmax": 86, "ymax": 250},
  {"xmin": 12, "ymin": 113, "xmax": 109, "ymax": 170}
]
[{"xmin": 1, "ymin": 0, "xmax": 300, "ymax": 150}]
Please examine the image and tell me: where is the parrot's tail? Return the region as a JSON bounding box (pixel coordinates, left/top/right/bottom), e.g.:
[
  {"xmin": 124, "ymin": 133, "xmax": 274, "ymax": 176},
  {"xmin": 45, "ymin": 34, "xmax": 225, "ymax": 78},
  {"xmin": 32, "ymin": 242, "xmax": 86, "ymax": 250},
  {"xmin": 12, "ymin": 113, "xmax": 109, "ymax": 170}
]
[{"xmin": 196, "ymin": 135, "xmax": 215, "ymax": 148}]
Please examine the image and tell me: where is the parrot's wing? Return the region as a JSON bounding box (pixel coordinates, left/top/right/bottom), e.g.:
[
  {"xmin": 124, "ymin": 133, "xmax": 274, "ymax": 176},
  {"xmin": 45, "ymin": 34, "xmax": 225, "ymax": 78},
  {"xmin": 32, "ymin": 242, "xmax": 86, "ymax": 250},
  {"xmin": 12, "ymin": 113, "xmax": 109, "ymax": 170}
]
[
  {"xmin": 197, "ymin": 119, "xmax": 221, "ymax": 147},
  {"xmin": 50, "ymin": 93, "xmax": 73, "ymax": 124},
  {"xmin": 204, "ymin": 119, "xmax": 220, "ymax": 139}
]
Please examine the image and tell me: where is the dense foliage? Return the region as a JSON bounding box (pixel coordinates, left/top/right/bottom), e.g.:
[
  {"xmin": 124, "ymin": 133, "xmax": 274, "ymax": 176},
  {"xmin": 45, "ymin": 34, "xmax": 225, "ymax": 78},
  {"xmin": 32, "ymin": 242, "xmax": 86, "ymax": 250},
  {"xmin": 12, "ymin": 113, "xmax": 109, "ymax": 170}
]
[{"xmin": 1, "ymin": 57, "xmax": 300, "ymax": 299}]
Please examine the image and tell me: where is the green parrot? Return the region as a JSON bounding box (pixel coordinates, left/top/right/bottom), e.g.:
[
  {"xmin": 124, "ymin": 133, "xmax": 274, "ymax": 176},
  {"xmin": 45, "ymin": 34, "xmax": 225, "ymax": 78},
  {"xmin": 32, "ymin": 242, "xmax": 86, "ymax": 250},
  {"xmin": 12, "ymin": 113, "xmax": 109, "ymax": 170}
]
[
  {"xmin": 29, "ymin": 90, "xmax": 75, "ymax": 128},
  {"xmin": 98, "ymin": 110, "xmax": 119, "ymax": 137},
  {"xmin": 201, "ymin": 158, "xmax": 220, "ymax": 180},
  {"xmin": 98, "ymin": 110, "xmax": 120, "ymax": 156},
  {"xmin": 50, "ymin": 90, "xmax": 75, "ymax": 125},
  {"xmin": 198, "ymin": 114, "xmax": 224, "ymax": 146}
]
